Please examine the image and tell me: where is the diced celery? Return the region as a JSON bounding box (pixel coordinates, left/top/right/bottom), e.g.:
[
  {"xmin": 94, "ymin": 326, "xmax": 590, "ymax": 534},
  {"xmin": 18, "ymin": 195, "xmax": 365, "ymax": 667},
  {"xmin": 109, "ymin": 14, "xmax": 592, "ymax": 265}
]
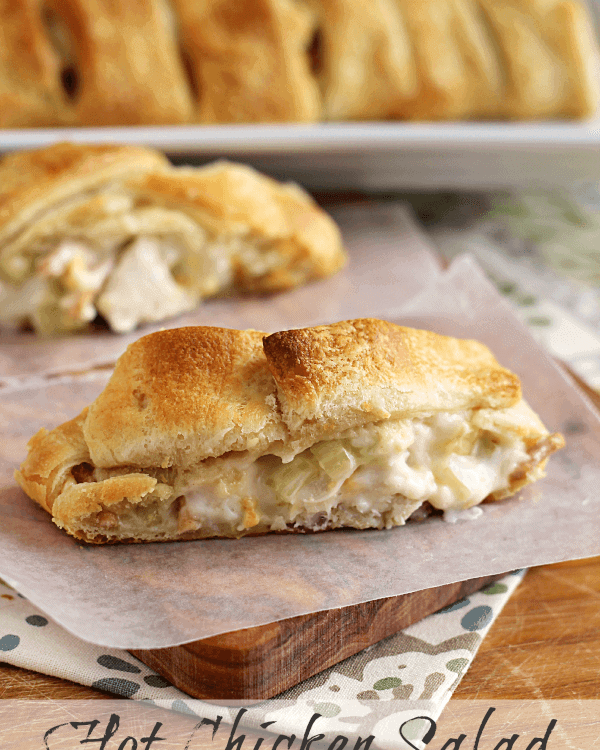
[
  {"xmin": 310, "ymin": 440, "xmax": 357, "ymax": 481},
  {"xmin": 475, "ymin": 432, "xmax": 499, "ymax": 459},
  {"xmin": 268, "ymin": 455, "xmax": 318, "ymax": 502}
]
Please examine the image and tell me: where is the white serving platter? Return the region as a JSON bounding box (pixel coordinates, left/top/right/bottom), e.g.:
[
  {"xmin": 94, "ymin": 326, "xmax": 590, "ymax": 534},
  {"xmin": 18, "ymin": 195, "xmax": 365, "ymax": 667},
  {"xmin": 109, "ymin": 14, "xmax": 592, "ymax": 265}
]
[{"xmin": 0, "ymin": 120, "xmax": 600, "ymax": 191}]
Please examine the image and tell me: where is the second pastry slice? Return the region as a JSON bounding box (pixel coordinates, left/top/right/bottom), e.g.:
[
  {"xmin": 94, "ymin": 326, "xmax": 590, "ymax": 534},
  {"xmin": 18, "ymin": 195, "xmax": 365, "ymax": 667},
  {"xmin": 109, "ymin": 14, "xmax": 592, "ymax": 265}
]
[{"xmin": 0, "ymin": 143, "xmax": 345, "ymax": 334}]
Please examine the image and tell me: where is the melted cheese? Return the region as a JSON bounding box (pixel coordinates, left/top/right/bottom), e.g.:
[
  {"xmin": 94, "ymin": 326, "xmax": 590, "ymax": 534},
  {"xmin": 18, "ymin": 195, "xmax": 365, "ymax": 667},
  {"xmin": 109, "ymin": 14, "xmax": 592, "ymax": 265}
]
[{"xmin": 178, "ymin": 412, "xmax": 531, "ymax": 536}]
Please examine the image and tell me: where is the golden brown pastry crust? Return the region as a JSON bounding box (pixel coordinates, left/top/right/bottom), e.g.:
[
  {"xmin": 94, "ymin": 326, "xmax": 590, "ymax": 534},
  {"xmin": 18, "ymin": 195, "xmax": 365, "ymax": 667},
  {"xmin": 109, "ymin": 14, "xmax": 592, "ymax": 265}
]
[
  {"xmin": 306, "ymin": 0, "xmax": 417, "ymax": 121},
  {"xmin": 263, "ymin": 319, "xmax": 522, "ymax": 441},
  {"xmin": 475, "ymin": 0, "xmax": 599, "ymax": 120},
  {"xmin": 394, "ymin": 0, "xmax": 486, "ymax": 120},
  {"xmin": 0, "ymin": 0, "xmax": 70, "ymax": 128},
  {"xmin": 0, "ymin": 0, "xmax": 193, "ymax": 127},
  {"xmin": 394, "ymin": 0, "xmax": 599, "ymax": 120},
  {"xmin": 309, "ymin": 0, "xmax": 599, "ymax": 121},
  {"xmin": 15, "ymin": 320, "xmax": 565, "ymax": 544},
  {"xmin": 83, "ymin": 326, "xmax": 286, "ymax": 470},
  {"xmin": 0, "ymin": 0, "xmax": 597, "ymax": 127},
  {"xmin": 173, "ymin": 0, "xmax": 321, "ymax": 123},
  {"xmin": 40, "ymin": 0, "xmax": 194, "ymax": 125},
  {"xmin": 82, "ymin": 320, "xmax": 525, "ymax": 471}
]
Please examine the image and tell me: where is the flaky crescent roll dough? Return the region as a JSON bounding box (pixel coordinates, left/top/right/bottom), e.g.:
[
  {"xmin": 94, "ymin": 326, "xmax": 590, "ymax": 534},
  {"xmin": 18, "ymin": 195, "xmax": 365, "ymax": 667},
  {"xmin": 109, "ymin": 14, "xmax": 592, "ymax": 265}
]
[
  {"xmin": 16, "ymin": 320, "xmax": 564, "ymax": 544},
  {"xmin": 309, "ymin": 0, "xmax": 599, "ymax": 121},
  {"xmin": 2, "ymin": 0, "xmax": 597, "ymax": 127},
  {"xmin": 0, "ymin": 0, "xmax": 70, "ymax": 128},
  {"xmin": 0, "ymin": 143, "xmax": 345, "ymax": 334},
  {"xmin": 0, "ymin": 0, "xmax": 194, "ymax": 128},
  {"xmin": 173, "ymin": 0, "xmax": 322, "ymax": 124}
]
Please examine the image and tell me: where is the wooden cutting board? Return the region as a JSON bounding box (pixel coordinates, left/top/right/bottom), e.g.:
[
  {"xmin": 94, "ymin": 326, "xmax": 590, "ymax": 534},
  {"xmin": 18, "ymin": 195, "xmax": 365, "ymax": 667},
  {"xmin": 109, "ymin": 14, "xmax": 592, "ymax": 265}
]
[{"xmin": 129, "ymin": 573, "xmax": 505, "ymax": 701}]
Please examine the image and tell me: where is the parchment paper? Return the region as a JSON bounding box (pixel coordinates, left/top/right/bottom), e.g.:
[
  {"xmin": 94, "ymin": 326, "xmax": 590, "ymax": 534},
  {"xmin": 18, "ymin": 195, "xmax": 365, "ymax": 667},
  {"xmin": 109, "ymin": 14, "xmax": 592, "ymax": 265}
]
[
  {"xmin": 0, "ymin": 202, "xmax": 439, "ymax": 385},
  {"xmin": 1, "ymin": 250, "xmax": 599, "ymax": 650}
]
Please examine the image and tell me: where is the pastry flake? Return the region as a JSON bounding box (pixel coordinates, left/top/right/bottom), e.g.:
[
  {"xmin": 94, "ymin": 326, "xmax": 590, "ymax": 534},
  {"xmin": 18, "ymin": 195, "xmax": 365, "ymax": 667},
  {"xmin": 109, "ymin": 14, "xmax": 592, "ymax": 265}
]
[
  {"xmin": 15, "ymin": 319, "xmax": 565, "ymax": 544},
  {"xmin": 0, "ymin": 142, "xmax": 346, "ymax": 334}
]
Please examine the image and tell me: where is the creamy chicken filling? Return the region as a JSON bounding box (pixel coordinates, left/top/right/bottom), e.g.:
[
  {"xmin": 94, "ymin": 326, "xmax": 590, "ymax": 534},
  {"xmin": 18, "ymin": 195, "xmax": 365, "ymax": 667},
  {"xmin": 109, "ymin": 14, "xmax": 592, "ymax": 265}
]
[
  {"xmin": 76, "ymin": 411, "xmax": 533, "ymax": 539},
  {"xmin": 178, "ymin": 412, "xmax": 530, "ymax": 536},
  {"xmin": 0, "ymin": 235, "xmax": 229, "ymax": 334},
  {"xmin": 0, "ymin": 197, "xmax": 288, "ymax": 333}
]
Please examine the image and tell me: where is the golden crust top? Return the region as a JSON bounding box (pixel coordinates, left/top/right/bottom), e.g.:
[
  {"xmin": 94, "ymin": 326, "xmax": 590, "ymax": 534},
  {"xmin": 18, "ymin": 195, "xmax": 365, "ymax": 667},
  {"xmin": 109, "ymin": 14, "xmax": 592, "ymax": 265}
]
[
  {"xmin": 0, "ymin": 0, "xmax": 194, "ymax": 128},
  {"xmin": 263, "ymin": 319, "xmax": 521, "ymax": 437},
  {"xmin": 307, "ymin": 0, "xmax": 418, "ymax": 121},
  {"xmin": 82, "ymin": 318, "xmax": 522, "ymax": 468},
  {"xmin": 0, "ymin": 0, "xmax": 597, "ymax": 129},
  {"xmin": 83, "ymin": 326, "xmax": 286, "ymax": 469},
  {"xmin": 49, "ymin": 0, "xmax": 195, "ymax": 127},
  {"xmin": 172, "ymin": 0, "xmax": 321, "ymax": 124},
  {"xmin": 310, "ymin": 0, "xmax": 599, "ymax": 122}
]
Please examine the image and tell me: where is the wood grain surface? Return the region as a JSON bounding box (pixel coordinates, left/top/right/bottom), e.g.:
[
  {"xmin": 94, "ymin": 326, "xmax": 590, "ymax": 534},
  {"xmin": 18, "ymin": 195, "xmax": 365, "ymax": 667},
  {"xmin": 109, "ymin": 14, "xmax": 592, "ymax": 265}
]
[{"xmin": 129, "ymin": 574, "xmax": 504, "ymax": 701}]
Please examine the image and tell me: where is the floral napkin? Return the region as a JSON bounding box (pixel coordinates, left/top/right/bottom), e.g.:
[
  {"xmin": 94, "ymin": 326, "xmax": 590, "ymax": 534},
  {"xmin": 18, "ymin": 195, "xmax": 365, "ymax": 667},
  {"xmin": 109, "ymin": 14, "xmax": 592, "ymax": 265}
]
[{"xmin": 426, "ymin": 187, "xmax": 600, "ymax": 391}]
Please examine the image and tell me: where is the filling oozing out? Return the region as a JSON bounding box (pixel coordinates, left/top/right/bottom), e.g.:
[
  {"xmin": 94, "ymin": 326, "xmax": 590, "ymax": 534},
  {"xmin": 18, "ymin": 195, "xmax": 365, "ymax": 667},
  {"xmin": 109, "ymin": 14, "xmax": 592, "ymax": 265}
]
[{"xmin": 73, "ymin": 410, "xmax": 535, "ymax": 540}]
